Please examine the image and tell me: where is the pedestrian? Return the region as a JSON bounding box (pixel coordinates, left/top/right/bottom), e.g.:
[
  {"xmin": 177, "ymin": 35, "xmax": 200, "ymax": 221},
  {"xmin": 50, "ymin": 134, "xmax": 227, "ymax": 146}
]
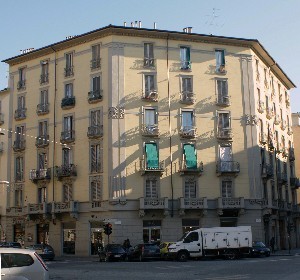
[{"xmin": 270, "ymin": 236, "xmax": 275, "ymax": 253}]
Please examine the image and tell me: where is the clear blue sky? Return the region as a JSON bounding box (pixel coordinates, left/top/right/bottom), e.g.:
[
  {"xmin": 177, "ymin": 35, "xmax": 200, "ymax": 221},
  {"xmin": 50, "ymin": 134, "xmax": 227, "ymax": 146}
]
[{"xmin": 1, "ymin": 0, "xmax": 299, "ymax": 112}]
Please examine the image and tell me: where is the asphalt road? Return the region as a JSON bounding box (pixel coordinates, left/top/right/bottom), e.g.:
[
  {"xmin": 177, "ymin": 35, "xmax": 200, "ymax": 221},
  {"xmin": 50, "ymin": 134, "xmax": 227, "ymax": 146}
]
[{"xmin": 47, "ymin": 255, "xmax": 300, "ymax": 280}]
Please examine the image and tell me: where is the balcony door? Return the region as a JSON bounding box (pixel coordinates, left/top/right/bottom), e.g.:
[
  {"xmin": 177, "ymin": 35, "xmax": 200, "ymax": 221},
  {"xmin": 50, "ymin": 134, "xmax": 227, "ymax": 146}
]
[{"xmin": 219, "ymin": 146, "xmax": 232, "ymax": 171}]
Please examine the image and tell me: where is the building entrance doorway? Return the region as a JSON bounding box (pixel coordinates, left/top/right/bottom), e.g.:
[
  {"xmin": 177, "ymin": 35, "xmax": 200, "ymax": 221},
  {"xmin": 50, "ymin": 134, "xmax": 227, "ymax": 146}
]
[
  {"xmin": 143, "ymin": 220, "xmax": 161, "ymax": 243},
  {"xmin": 90, "ymin": 221, "xmax": 103, "ymax": 255}
]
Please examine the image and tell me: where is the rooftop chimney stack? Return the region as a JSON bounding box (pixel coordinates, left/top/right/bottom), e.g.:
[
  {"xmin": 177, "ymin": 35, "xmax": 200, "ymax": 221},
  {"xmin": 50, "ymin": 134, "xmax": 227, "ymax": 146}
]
[
  {"xmin": 138, "ymin": 21, "xmax": 142, "ymax": 28},
  {"xmin": 154, "ymin": 22, "xmax": 157, "ymax": 29},
  {"xmin": 124, "ymin": 22, "xmax": 127, "ymax": 27}
]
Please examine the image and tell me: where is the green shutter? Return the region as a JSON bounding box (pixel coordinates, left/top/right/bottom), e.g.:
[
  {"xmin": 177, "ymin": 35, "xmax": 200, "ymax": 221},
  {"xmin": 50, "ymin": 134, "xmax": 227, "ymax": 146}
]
[
  {"xmin": 145, "ymin": 143, "xmax": 159, "ymax": 169},
  {"xmin": 184, "ymin": 144, "xmax": 197, "ymax": 169}
]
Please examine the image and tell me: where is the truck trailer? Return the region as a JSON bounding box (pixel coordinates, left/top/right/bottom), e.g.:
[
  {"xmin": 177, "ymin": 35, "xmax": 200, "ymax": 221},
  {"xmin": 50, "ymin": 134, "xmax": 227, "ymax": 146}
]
[{"xmin": 168, "ymin": 226, "xmax": 252, "ymax": 261}]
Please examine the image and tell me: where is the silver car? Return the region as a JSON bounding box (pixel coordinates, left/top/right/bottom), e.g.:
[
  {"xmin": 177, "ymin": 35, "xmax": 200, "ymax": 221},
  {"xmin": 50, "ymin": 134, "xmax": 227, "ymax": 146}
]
[{"xmin": 0, "ymin": 248, "xmax": 49, "ymax": 280}]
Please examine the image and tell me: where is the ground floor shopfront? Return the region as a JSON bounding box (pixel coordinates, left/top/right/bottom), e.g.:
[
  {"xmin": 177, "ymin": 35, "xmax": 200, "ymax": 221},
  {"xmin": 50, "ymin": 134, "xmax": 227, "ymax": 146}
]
[{"xmin": 3, "ymin": 202, "xmax": 300, "ymax": 256}]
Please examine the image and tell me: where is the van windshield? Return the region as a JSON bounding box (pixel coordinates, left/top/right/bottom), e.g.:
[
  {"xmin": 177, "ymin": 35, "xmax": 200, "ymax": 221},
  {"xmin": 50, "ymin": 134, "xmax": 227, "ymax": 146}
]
[{"xmin": 178, "ymin": 232, "xmax": 189, "ymax": 241}]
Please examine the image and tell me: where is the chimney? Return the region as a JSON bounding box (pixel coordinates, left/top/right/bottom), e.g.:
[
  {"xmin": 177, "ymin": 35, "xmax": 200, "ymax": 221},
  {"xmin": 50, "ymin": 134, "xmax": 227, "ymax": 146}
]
[
  {"xmin": 124, "ymin": 21, "xmax": 127, "ymax": 27},
  {"xmin": 183, "ymin": 27, "xmax": 193, "ymax": 33},
  {"xmin": 138, "ymin": 21, "xmax": 142, "ymax": 28},
  {"xmin": 154, "ymin": 22, "xmax": 157, "ymax": 29}
]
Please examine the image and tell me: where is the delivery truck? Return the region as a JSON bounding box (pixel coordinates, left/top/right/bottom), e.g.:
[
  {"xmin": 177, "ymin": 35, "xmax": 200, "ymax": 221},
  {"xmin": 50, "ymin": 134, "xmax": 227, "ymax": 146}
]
[{"xmin": 168, "ymin": 226, "xmax": 252, "ymax": 261}]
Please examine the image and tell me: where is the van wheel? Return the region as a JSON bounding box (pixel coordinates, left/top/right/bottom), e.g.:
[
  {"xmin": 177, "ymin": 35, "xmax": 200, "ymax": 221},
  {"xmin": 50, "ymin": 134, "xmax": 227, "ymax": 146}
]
[
  {"xmin": 177, "ymin": 251, "xmax": 188, "ymax": 262},
  {"xmin": 224, "ymin": 249, "xmax": 236, "ymax": 260}
]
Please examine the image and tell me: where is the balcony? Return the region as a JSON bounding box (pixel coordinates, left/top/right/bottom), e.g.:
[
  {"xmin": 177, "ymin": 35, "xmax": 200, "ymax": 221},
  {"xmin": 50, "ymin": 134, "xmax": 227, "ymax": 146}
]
[
  {"xmin": 261, "ymin": 163, "xmax": 273, "ymax": 179},
  {"xmin": 179, "ymin": 197, "xmax": 207, "ymax": 210},
  {"xmin": 259, "ymin": 132, "xmax": 268, "ymax": 145},
  {"xmin": 61, "ymin": 96, "xmax": 75, "ymax": 109},
  {"xmin": 277, "ymin": 172, "xmax": 288, "ymax": 184},
  {"xmin": 64, "ymin": 66, "xmax": 74, "ymax": 77},
  {"xmin": 274, "ymin": 114, "xmax": 281, "ymax": 125},
  {"xmin": 142, "ymin": 90, "xmax": 158, "ymax": 102},
  {"xmin": 17, "ymin": 80, "xmax": 26, "ymax": 90},
  {"xmin": 141, "ymin": 124, "xmax": 159, "ymax": 137},
  {"xmin": 180, "ymin": 60, "xmax": 192, "ymax": 71},
  {"xmin": 35, "ymin": 135, "xmax": 49, "ymax": 148},
  {"xmin": 0, "ymin": 113, "xmax": 4, "ymax": 125},
  {"xmin": 257, "ymin": 101, "xmax": 265, "ymax": 113},
  {"xmin": 290, "ymin": 177, "xmax": 300, "ymax": 189},
  {"xmin": 287, "ymin": 127, "xmax": 293, "ymax": 136},
  {"xmin": 216, "ymin": 161, "xmax": 240, "ymax": 176},
  {"xmin": 180, "ymin": 92, "xmax": 196, "ymax": 105},
  {"xmin": 216, "ymin": 95, "xmax": 230, "ymax": 106},
  {"xmin": 0, "ymin": 142, "xmax": 4, "ymax": 153},
  {"xmin": 139, "ymin": 197, "xmax": 168, "ymax": 211},
  {"xmin": 60, "ymin": 130, "xmax": 75, "ymax": 144},
  {"xmin": 40, "ymin": 74, "xmax": 49, "ymax": 84},
  {"xmin": 289, "ymin": 148, "xmax": 295, "ymax": 161},
  {"xmin": 13, "ymin": 139, "xmax": 26, "ymax": 152},
  {"xmin": 90, "ymin": 58, "xmax": 101, "ymax": 69},
  {"xmin": 15, "ymin": 172, "xmax": 24, "ymax": 182},
  {"xmin": 215, "ymin": 65, "xmax": 226, "ymax": 74},
  {"xmin": 27, "ymin": 202, "xmax": 49, "ymax": 215},
  {"xmin": 143, "ymin": 58, "xmax": 155, "ymax": 68},
  {"xmin": 29, "ymin": 168, "xmax": 51, "ymax": 182},
  {"xmin": 282, "ymin": 148, "xmax": 289, "ymax": 158},
  {"xmin": 178, "ymin": 160, "xmax": 203, "ymax": 176},
  {"xmin": 218, "ymin": 197, "xmax": 245, "ymax": 210},
  {"xmin": 6, "ymin": 206, "xmax": 24, "ymax": 216},
  {"xmin": 139, "ymin": 159, "xmax": 164, "ymax": 175},
  {"xmin": 52, "ymin": 201, "xmax": 79, "ymax": 219},
  {"xmin": 217, "ymin": 128, "xmax": 233, "ymax": 140},
  {"xmin": 266, "ymin": 107, "xmax": 274, "ymax": 119},
  {"xmin": 286, "ymin": 98, "xmax": 290, "ymax": 108},
  {"xmin": 55, "ymin": 164, "xmax": 77, "ymax": 181},
  {"xmin": 281, "ymin": 120, "xmax": 287, "ymax": 131},
  {"xmin": 36, "ymin": 103, "xmax": 49, "ymax": 115},
  {"xmin": 87, "ymin": 125, "xmax": 103, "ymax": 138},
  {"xmin": 88, "ymin": 90, "xmax": 103, "ymax": 103},
  {"xmin": 14, "ymin": 108, "xmax": 27, "ymax": 120},
  {"xmin": 179, "ymin": 126, "xmax": 197, "ymax": 139}
]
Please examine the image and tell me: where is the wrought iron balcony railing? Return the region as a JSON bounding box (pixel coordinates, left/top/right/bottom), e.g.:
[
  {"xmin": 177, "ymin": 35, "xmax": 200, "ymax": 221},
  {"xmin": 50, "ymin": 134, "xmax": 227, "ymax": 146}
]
[
  {"xmin": 35, "ymin": 135, "xmax": 49, "ymax": 147},
  {"xmin": 141, "ymin": 124, "xmax": 159, "ymax": 137},
  {"xmin": 179, "ymin": 126, "xmax": 197, "ymax": 138},
  {"xmin": 13, "ymin": 139, "xmax": 26, "ymax": 151},
  {"xmin": 90, "ymin": 58, "xmax": 101, "ymax": 69},
  {"xmin": 139, "ymin": 159, "xmax": 165, "ymax": 175},
  {"xmin": 217, "ymin": 128, "xmax": 233, "ymax": 139},
  {"xmin": 61, "ymin": 96, "xmax": 75, "ymax": 109},
  {"xmin": 180, "ymin": 92, "xmax": 196, "ymax": 105},
  {"xmin": 64, "ymin": 66, "xmax": 74, "ymax": 77},
  {"xmin": 60, "ymin": 130, "xmax": 75, "ymax": 143},
  {"xmin": 14, "ymin": 108, "xmax": 27, "ymax": 120},
  {"xmin": 178, "ymin": 160, "xmax": 203, "ymax": 175},
  {"xmin": 216, "ymin": 161, "xmax": 240, "ymax": 175},
  {"xmin": 87, "ymin": 125, "xmax": 103, "ymax": 138},
  {"xmin": 29, "ymin": 168, "xmax": 51, "ymax": 182},
  {"xmin": 144, "ymin": 58, "xmax": 155, "ymax": 68},
  {"xmin": 142, "ymin": 90, "xmax": 158, "ymax": 102},
  {"xmin": 55, "ymin": 164, "xmax": 77, "ymax": 180},
  {"xmin": 88, "ymin": 90, "xmax": 103, "ymax": 103},
  {"xmin": 40, "ymin": 74, "xmax": 49, "ymax": 84},
  {"xmin": 216, "ymin": 95, "xmax": 230, "ymax": 106},
  {"xmin": 36, "ymin": 103, "xmax": 49, "ymax": 115},
  {"xmin": 17, "ymin": 80, "xmax": 26, "ymax": 90}
]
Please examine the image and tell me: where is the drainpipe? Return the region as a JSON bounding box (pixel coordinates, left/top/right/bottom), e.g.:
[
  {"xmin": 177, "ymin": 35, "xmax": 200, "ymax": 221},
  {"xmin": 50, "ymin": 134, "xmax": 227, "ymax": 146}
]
[
  {"xmin": 50, "ymin": 46, "xmax": 57, "ymax": 221},
  {"xmin": 167, "ymin": 35, "xmax": 174, "ymax": 217}
]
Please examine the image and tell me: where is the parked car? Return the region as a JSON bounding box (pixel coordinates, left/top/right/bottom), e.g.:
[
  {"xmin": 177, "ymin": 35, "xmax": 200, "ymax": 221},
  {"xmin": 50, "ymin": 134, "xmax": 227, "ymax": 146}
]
[
  {"xmin": 0, "ymin": 242, "xmax": 22, "ymax": 248},
  {"xmin": 159, "ymin": 242, "xmax": 175, "ymax": 259},
  {"xmin": 26, "ymin": 244, "xmax": 55, "ymax": 261},
  {"xmin": 98, "ymin": 244, "xmax": 127, "ymax": 262},
  {"xmin": 0, "ymin": 247, "xmax": 49, "ymax": 279},
  {"xmin": 251, "ymin": 241, "xmax": 271, "ymax": 257},
  {"xmin": 127, "ymin": 243, "xmax": 161, "ymax": 261}
]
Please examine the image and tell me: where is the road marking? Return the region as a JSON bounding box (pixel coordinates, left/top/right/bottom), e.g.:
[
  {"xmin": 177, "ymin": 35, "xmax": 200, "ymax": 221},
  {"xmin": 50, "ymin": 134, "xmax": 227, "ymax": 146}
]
[{"xmin": 203, "ymin": 275, "xmax": 250, "ymax": 280}]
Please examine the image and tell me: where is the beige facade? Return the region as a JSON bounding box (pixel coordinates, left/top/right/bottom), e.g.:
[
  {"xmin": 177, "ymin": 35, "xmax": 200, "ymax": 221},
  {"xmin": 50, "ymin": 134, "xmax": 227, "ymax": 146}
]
[
  {"xmin": 291, "ymin": 113, "xmax": 300, "ymax": 203},
  {"xmin": 2, "ymin": 25, "xmax": 298, "ymax": 256}
]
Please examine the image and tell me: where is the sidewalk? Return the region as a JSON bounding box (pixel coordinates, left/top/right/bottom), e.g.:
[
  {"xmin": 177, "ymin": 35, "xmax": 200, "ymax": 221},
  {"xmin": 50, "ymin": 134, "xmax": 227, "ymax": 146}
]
[{"xmin": 271, "ymin": 248, "xmax": 300, "ymax": 256}]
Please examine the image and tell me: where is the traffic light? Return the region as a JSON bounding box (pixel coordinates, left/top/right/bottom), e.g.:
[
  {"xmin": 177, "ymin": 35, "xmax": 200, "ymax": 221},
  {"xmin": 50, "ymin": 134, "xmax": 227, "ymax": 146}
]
[{"xmin": 104, "ymin": 223, "xmax": 112, "ymax": 236}]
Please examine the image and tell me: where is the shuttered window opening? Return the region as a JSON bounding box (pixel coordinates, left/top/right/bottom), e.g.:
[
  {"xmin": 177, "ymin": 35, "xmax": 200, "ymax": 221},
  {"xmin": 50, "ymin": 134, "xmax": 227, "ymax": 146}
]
[
  {"xmin": 145, "ymin": 178, "xmax": 157, "ymax": 198},
  {"xmin": 183, "ymin": 144, "xmax": 197, "ymax": 169},
  {"xmin": 145, "ymin": 143, "xmax": 159, "ymax": 169}
]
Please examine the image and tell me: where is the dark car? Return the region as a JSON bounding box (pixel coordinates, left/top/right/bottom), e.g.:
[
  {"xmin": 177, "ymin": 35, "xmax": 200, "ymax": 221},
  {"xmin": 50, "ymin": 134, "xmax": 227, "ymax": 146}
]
[
  {"xmin": 26, "ymin": 244, "xmax": 55, "ymax": 261},
  {"xmin": 98, "ymin": 244, "xmax": 127, "ymax": 262},
  {"xmin": 127, "ymin": 243, "xmax": 161, "ymax": 261},
  {"xmin": 0, "ymin": 242, "xmax": 22, "ymax": 248},
  {"xmin": 251, "ymin": 241, "xmax": 271, "ymax": 257}
]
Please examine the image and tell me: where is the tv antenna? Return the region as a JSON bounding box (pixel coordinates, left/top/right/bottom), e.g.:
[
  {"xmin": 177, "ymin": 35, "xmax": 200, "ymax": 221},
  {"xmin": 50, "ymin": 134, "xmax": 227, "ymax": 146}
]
[{"xmin": 204, "ymin": 8, "xmax": 224, "ymax": 35}]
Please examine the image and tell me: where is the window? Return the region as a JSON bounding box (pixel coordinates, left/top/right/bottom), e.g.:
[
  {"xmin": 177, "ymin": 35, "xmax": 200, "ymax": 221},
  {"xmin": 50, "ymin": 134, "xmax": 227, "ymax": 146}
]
[
  {"xmin": 65, "ymin": 53, "xmax": 74, "ymax": 77},
  {"xmin": 40, "ymin": 89, "xmax": 48, "ymax": 105},
  {"xmin": 17, "ymin": 95, "xmax": 25, "ymax": 110},
  {"xmin": 144, "ymin": 43, "xmax": 154, "ymax": 67},
  {"xmin": 63, "ymin": 115, "xmax": 73, "ymax": 137},
  {"xmin": 184, "ymin": 177, "xmax": 196, "ymax": 198},
  {"xmin": 90, "ymin": 143, "xmax": 101, "ymax": 173},
  {"xmin": 62, "ymin": 147, "xmax": 72, "ymax": 166},
  {"xmin": 217, "ymin": 111, "xmax": 231, "ymax": 138},
  {"xmin": 1, "ymin": 253, "xmax": 34, "ymax": 268},
  {"xmin": 222, "ymin": 180, "xmax": 232, "ymax": 198},
  {"xmin": 143, "ymin": 107, "xmax": 158, "ymax": 135},
  {"xmin": 15, "ymin": 156, "xmax": 24, "ymax": 181},
  {"xmin": 38, "ymin": 152, "xmax": 48, "ymax": 170},
  {"xmin": 91, "ymin": 176, "xmax": 102, "ymax": 201},
  {"xmin": 145, "ymin": 177, "xmax": 158, "ymax": 198},
  {"xmin": 219, "ymin": 145, "xmax": 232, "ymax": 162},
  {"xmin": 215, "ymin": 50, "xmax": 225, "ymax": 73},
  {"xmin": 91, "ymin": 44, "xmax": 100, "ymax": 69},
  {"xmin": 65, "ymin": 83, "xmax": 73, "ymax": 98},
  {"xmin": 92, "ymin": 76, "xmax": 100, "ymax": 93},
  {"xmin": 14, "ymin": 187, "xmax": 23, "ymax": 207},
  {"xmin": 16, "ymin": 125, "xmax": 25, "ymax": 141},
  {"xmin": 18, "ymin": 67, "xmax": 26, "ymax": 89},
  {"xmin": 181, "ymin": 110, "xmax": 194, "ymax": 129},
  {"xmin": 144, "ymin": 74, "xmax": 156, "ymax": 95},
  {"xmin": 63, "ymin": 184, "xmax": 73, "ymax": 202},
  {"xmin": 91, "ymin": 109, "xmax": 101, "ymax": 126},
  {"xmin": 183, "ymin": 144, "xmax": 197, "ymax": 169},
  {"xmin": 145, "ymin": 143, "xmax": 159, "ymax": 169},
  {"xmin": 38, "ymin": 121, "xmax": 48, "ymax": 137},
  {"xmin": 38, "ymin": 187, "xmax": 47, "ymax": 203},
  {"xmin": 40, "ymin": 60, "xmax": 49, "ymax": 84},
  {"xmin": 216, "ymin": 79, "xmax": 229, "ymax": 105},
  {"xmin": 180, "ymin": 46, "xmax": 191, "ymax": 70},
  {"xmin": 182, "ymin": 77, "xmax": 192, "ymax": 93}
]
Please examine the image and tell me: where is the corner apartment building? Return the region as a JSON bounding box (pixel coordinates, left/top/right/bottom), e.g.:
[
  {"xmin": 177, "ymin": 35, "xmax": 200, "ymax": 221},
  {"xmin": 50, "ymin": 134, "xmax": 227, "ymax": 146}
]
[
  {"xmin": 291, "ymin": 113, "xmax": 300, "ymax": 203},
  {"xmin": 1, "ymin": 24, "xmax": 298, "ymax": 256}
]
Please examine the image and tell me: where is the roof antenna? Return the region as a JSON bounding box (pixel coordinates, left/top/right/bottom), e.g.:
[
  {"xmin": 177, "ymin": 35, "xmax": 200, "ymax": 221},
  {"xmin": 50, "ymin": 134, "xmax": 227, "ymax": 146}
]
[{"xmin": 204, "ymin": 8, "xmax": 224, "ymax": 35}]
